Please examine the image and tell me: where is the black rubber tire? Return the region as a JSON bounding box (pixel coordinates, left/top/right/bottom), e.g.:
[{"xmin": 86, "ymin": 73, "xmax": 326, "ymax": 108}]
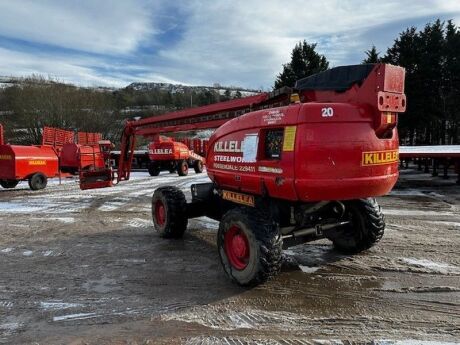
[
  {"xmin": 330, "ymin": 198, "xmax": 385, "ymax": 253},
  {"xmin": 152, "ymin": 186, "xmax": 188, "ymax": 238},
  {"xmin": 28, "ymin": 173, "xmax": 47, "ymax": 190},
  {"xmin": 177, "ymin": 160, "xmax": 188, "ymax": 176},
  {"xmin": 217, "ymin": 207, "xmax": 283, "ymax": 287},
  {"xmin": 148, "ymin": 162, "xmax": 160, "ymax": 176},
  {"xmin": 0, "ymin": 179, "xmax": 19, "ymax": 189},
  {"xmin": 194, "ymin": 160, "xmax": 204, "ymax": 173}
]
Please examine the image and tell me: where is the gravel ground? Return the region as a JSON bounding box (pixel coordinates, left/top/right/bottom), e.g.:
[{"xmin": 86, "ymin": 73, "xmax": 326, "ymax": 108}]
[{"xmin": 0, "ymin": 168, "xmax": 459, "ymax": 344}]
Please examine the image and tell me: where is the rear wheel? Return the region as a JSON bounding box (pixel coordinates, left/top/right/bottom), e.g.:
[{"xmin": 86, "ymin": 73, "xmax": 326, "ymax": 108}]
[
  {"xmin": 329, "ymin": 198, "xmax": 385, "ymax": 253},
  {"xmin": 0, "ymin": 179, "xmax": 19, "ymax": 189},
  {"xmin": 152, "ymin": 186, "xmax": 188, "ymax": 238},
  {"xmin": 148, "ymin": 162, "xmax": 160, "ymax": 176},
  {"xmin": 194, "ymin": 160, "xmax": 204, "ymax": 173},
  {"xmin": 28, "ymin": 173, "xmax": 47, "ymax": 190},
  {"xmin": 177, "ymin": 160, "xmax": 188, "ymax": 176},
  {"xmin": 217, "ymin": 207, "xmax": 282, "ymax": 286}
]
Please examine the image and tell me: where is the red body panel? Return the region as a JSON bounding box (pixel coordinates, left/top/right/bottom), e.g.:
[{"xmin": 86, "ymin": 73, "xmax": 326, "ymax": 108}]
[
  {"xmin": 148, "ymin": 139, "xmax": 190, "ymax": 161},
  {"xmin": 207, "ymin": 64, "xmax": 405, "ymax": 202},
  {"xmin": 0, "ymin": 145, "xmax": 59, "ymax": 180},
  {"xmin": 60, "ymin": 143, "xmax": 106, "ymax": 171}
]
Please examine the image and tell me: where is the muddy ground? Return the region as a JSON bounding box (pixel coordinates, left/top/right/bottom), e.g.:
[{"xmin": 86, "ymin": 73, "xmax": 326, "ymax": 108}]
[{"xmin": 0, "ymin": 168, "xmax": 459, "ymax": 344}]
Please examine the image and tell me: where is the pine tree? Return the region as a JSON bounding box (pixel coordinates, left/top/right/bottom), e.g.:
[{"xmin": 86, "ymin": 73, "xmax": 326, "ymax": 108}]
[
  {"xmin": 362, "ymin": 45, "xmax": 380, "ymax": 63},
  {"xmin": 383, "ymin": 20, "xmax": 460, "ymax": 145},
  {"xmin": 274, "ymin": 40, "xmax": 329, "ymax": 89}
]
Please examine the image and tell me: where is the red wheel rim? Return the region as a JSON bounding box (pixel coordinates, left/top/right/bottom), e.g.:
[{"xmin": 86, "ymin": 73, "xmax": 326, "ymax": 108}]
[
  {"xmin": 224, "ymin": 225, "xmax": 249, "ymax": 270},
  {"xmin": 155, "ymin": 200, "xmax": 166, "ymax": 226},
  {"xmin": 182, "ymin": 164, "xmax": 188, "ymax": 173}
]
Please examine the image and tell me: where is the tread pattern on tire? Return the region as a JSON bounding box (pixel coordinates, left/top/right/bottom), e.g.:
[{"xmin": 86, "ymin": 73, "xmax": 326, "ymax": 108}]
[
  {"xmin": 28, "ymin": 173, "xmax": 47, "ymax": 191},
  {"xmin": 152, "ymin": 186, "xmax": 187, "ymax": 238},
  {"xmin": 333, "ymin": 198, "xmax": 385, "ymax": 253},
  {"xmin": 218, "ymin": 207, "xmax": 282, "ymax": 286},
  {"xmin": 194, "ymin": 160, "xmax": 203, "ymax": 173}
]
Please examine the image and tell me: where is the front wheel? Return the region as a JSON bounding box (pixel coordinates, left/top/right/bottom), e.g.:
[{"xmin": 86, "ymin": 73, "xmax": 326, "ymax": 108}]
[
  {"xmin": 177, "ymin": 160, "xmax": 188, "ymax": 176},
  {"xmin": 0, "ymin": 179, "xmax": 19, "ymax": 189},
  {"xmin": 152, "ymin": 186, "xmax": 188, "ymax": 238},
  {"xmin": 148, "ymin": 162, "xmax": 160, "ymax": 176},
  {"xmin": 28, "ymin": 173, "xmax": 47, "ymax": 190},
  {"xmin": 328, "ymin": 198, "xmax": 385, "ymax": 253},
  {"xmin": 217, "ymin": 207, "xmax": 282, "ymax": 286}
]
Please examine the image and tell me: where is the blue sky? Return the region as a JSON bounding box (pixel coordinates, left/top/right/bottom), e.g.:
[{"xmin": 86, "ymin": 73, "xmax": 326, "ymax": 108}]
[{"xmin": 0, "ymin": 0, "xmax": 459, "ymax": 89}]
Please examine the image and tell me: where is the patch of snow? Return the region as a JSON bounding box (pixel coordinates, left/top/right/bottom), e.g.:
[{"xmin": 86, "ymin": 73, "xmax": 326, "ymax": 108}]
[
  {"xmin": 426, "ymin": 220, "xmax": 460, "ymax": 228},
  {"xmin": 52, "ymin": 312, "xmax": 97, "ymax": 322},
  {"xmin": 22, "ymin": 250, "xmax": 33, "ymax": 256},
  {"xmin": 40, "ymin": 301, "xmax": 82, "ymax": 310},
  {"xmin": 1, "ymin": 248, "xmax": 13, "ymax": 253},
  {"xmin": 42, "ymin": 250, "xmax": 57, "ymax": 257},
  {"xmin": 384, "ymin": 209, "xmax": 454, "ymax": 217},
  {"xmin": 0, "ymin": 322, "xmax": 21, "ymax": 331},
  {"xmin": 389, "ymin": 189, "xmax": 425, "ymax": 196},
  {"xmin": 48, "ymin": 217, "xmax": 75, "ymax": 224},
  {"xmin": 98, "ymin": 199, "xmax": 128, "ymax": 211},
  {"xmin": 400, "ymin": 258, "xmax": 459, "ymax": 274},
  {"xmin": 189, "ymin": 216, "xmax": 219, "ymax": 230},
  {"xmin": 299, "ymin": 266, "xmax": 320, "ymax": 273},
  {"xmin": 120, "ymin": 259, "xmax": 146, "ymax": 264},
  {"xmin": 0, "ymin": 202, "xmax": 47, "ymax": 213},
  {"xmin": 126, "ymin": 218, "xmax": 151, "ymax": 228}
]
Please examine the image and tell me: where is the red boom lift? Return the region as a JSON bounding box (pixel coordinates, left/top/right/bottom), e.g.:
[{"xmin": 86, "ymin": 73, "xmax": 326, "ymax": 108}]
[
  {"xmin": 147, "ymin": 135, "xmax": 205, "ymax": 176},
  {"xmin": 82, "ymin": 64, "xmax": 406, "ymax": 286}
]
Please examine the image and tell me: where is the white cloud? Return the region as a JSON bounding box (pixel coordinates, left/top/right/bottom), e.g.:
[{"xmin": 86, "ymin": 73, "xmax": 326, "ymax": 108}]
[
  {"xmin": 0, "ymin": 0, "xmax": 459, "ymax": 88},
  {"xmin": 0, "ymin": 47, "xmax": 137, "ymax": 87},
  {"xmin": 154, "ymin": 0, "xmax": 460, "ymax": 87},
  {"xmin": 0, "ymin": 0, "xmax": 155, "ymax": 54}
]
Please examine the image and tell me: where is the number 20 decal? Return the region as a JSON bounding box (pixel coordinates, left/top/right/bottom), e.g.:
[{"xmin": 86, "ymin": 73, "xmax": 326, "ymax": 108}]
[{"xmin": 321, "ymin": 107, "xmax": 334, "ymax": 117}]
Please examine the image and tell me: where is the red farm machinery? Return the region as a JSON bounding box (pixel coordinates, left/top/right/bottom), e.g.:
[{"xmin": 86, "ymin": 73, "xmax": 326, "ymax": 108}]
[
  {"xmin": 0, "ymin": 126, "xmax": 111, "ymax": 191},
  {"xmin": 81, "ymin": 63, "xmax": 406, "ymax": 286}
]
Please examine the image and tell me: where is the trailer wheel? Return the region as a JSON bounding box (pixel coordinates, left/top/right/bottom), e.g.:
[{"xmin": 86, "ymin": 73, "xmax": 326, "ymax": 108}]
[
  {"xmin": 0, "ymin": 179, "xmax": 19, "ymax": 189},
  {"xmin": 217, "ymin": 207, "xmax": 282, "ymax": 286},
  {"xmin": 28, "ymin": 173, "xmax": 47, "ymax": 190},
  {"xmin": 152, "ymin": 186, "xmax": 188, "ymax": 238},
  {"xmin": 148, "ymin": 162, "xmax": 160, "ymax": 176},
  {"xmin": 329, "ymin": 198, "xmax": 385, "ymax": 253},
  {"xmin": 177, "ymin": 160, "xmax": 188, "ymax": 176},
  {"xmin": 193, "ymin": 160, "xmax": 204, "ymax": 173}
]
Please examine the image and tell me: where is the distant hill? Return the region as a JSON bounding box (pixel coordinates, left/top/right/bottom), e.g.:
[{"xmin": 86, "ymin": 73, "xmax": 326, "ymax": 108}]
[{"xmin": 125, "ymin": 82, "xmax": 260, "ymax": 98}]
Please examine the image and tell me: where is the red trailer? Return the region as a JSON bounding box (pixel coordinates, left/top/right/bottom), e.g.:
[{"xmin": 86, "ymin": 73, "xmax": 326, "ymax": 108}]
[{"xmin": 0, "ymin": 145, "xmax": 59, "ymax": 190}]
